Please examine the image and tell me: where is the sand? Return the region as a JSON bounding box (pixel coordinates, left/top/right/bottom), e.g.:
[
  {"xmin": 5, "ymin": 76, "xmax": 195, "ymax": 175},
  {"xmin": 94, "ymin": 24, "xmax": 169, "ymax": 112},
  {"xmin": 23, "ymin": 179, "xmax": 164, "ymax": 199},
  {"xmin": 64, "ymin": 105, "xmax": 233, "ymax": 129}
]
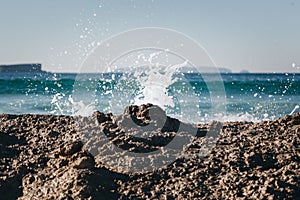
[{"xmin": 0, "ymin": 104, "xmax": 299, "ymax": 199}]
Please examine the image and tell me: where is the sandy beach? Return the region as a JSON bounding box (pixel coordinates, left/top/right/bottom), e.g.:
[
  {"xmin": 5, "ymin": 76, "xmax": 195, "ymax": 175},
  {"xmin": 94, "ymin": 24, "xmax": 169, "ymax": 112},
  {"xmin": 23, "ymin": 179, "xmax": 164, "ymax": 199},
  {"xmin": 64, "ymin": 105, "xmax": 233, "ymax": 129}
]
[{"xmin": 0, "ymin": 104, "xmax": 299, "ymax": 199}]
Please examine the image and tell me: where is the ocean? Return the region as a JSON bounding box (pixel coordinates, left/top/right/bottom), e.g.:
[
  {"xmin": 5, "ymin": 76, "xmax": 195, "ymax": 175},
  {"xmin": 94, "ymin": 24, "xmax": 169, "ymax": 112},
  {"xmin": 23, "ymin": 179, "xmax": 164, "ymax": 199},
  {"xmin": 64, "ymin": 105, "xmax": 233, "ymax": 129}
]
[{"xmin": 0, "ymin": 72, "xmax": 299, "ymax": 123}]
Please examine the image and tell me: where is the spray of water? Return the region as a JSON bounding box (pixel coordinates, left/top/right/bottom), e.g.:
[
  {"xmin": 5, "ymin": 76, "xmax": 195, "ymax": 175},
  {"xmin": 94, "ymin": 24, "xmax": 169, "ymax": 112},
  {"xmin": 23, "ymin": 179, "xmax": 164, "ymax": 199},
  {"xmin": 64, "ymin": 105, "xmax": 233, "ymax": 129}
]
[
  {"xmin": 70, "ymin": 27, "xmax": 226, "ymax": 173},
  {"xmin": 50, "ymin": 93, "xmax": 95, "ymax": 116},
  {"xmin": 289, "ymin": 105, "xmax": 300, "ymax": 116},
  {"xmin": 132, "ymin": 51, "xmax": 188, "ymax": 109}
]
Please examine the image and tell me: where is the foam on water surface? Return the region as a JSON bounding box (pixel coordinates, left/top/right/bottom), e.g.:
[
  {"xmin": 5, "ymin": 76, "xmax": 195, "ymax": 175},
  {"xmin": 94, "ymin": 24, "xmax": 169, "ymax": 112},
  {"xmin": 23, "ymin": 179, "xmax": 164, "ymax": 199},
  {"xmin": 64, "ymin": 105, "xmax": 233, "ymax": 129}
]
[
  {"xmin": 0, "ymin": 72, "xmax": 299, "ymax": 122},
  {"xmin": 290, "ymin": 105, "xmax": 300, "ymax": 116}
]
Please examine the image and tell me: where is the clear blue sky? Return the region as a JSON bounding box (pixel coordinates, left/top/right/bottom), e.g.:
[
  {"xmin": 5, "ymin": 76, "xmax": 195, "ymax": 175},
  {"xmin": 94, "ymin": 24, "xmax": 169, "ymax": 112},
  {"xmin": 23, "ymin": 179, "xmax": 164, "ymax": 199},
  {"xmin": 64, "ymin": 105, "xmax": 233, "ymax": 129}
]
[{"xmin": 0, "ymin": 0, "xmax": 299, "ymax": 73}]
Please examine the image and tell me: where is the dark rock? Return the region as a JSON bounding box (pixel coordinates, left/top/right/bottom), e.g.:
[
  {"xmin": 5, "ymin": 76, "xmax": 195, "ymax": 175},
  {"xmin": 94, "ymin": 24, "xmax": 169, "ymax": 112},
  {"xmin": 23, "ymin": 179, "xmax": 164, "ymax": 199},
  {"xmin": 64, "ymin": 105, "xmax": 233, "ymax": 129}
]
[
  {"xmin": 60, "ymin": 141, "xmax": 83, "ymax": 157},
  {"xmin": 73, "ymin": 156, "xmax": 95, "ymax": 169}
]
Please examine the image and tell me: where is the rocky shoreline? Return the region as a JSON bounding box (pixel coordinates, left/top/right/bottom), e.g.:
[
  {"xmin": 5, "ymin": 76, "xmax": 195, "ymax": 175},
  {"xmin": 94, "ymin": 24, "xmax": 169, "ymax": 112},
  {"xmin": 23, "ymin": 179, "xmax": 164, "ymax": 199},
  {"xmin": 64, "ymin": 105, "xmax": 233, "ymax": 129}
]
[{"xmin": 0, "ymin": 104, "xmax": 299, "ymax": 199}]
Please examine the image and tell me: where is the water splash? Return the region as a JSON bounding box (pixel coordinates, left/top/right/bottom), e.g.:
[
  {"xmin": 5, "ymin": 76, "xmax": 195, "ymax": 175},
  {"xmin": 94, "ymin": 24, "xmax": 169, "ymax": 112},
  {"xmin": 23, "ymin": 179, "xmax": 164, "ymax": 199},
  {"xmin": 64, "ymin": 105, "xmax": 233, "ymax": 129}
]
[
  {"xmin": 50, "ymin": 93, "xmax": 66, "ymax": 114},
  {"xmin": 105, "ymin": 48, "xmax": 201, "ymax": 123},
  {"xmin": 132, "ymin": 51, "xmax": 188, "ymax": 109},
  {"xmin": 289, "ymin": 105, "xmax": 299, "ymax": 116},
  {"xmin": 50, "ymin": 93, "xmax": 95, "ymax": 116}
]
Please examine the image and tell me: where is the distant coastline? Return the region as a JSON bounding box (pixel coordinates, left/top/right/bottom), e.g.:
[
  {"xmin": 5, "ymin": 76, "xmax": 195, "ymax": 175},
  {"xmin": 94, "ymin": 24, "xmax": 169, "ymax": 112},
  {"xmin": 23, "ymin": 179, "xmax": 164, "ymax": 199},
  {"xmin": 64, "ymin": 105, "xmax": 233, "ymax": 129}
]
[
  {"xmin": 1, "ymin": 63, "xmax": 299, "ymax": 74},
  {"xmin": 0, "ymin": 63, "xmax": 46, "ymax": 73}
]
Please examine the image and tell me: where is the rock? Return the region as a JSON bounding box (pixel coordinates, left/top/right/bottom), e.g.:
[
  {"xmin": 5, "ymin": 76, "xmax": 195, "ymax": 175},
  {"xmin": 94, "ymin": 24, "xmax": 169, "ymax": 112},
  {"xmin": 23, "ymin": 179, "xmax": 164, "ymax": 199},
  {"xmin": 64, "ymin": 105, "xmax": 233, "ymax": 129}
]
[
  {"xmin": 48, "ymin": 130, "xmax": 59, "ymax": 137},
  {"xmin": 60, "ymin": 141, "xmax": 83, "ymax": 157},
  {"xmin": 73, "ymin": 156, "xmax": 95, "ymax": 169}
]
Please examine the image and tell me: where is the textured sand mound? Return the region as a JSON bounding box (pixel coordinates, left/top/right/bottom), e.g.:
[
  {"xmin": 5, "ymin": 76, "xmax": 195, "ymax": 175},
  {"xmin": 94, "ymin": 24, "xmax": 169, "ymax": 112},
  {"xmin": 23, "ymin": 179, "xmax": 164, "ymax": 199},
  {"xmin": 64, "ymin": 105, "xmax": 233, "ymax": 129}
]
[{"xmin": 0, "ymin": 105, "xmax": 299, "ymax": 199}]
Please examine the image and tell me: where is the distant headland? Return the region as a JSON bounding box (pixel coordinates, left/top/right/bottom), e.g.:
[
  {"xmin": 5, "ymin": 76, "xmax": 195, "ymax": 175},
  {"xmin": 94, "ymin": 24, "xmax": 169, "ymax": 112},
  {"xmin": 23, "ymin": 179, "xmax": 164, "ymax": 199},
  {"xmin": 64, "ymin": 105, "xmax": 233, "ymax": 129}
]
[{"xmin": 0, "ymin": 63, "xmax": 45, "ymax": 73}]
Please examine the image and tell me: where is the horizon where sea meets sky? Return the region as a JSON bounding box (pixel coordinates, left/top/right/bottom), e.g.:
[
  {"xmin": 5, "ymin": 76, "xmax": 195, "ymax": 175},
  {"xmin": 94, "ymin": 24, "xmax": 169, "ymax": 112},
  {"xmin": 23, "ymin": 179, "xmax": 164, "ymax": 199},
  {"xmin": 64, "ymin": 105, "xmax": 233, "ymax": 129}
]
[{"xmin": 0, "ymin": 0, "xmax": 300, "ymax": 73}]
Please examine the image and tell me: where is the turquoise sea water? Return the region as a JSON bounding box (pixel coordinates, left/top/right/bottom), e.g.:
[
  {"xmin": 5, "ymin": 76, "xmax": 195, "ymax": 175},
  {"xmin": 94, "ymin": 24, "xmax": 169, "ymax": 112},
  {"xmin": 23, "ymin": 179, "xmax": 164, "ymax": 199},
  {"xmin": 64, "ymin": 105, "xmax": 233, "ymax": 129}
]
[{"xmin": 0, "ymin": 72, "xmax": 299, "ymax": 122}]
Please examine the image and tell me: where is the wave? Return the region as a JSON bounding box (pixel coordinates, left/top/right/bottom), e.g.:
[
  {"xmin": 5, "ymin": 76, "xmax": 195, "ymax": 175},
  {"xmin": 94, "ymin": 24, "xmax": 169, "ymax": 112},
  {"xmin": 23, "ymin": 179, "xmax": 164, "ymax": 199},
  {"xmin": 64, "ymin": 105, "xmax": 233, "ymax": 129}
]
[{"xmin": 0, "ymin": 73, "xmax": 299, "ymax": 122}]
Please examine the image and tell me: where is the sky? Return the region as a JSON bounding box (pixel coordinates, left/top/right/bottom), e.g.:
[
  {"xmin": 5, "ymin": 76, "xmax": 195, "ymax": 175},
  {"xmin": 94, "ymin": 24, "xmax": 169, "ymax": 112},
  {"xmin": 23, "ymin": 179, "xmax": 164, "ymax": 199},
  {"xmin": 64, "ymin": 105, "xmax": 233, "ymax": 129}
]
[{"xmin": 0, "ymin": 0, "xmax": 300, "ymax": 73}]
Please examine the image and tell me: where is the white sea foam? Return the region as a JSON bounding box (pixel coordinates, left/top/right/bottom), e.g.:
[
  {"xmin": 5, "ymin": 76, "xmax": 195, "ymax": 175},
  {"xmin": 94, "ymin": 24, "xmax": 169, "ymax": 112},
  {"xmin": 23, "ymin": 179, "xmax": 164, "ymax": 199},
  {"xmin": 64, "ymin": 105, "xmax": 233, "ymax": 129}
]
[
  {"xmin": 213, "ymin": 112, "xmax": 268, "ymax": 123},
  {"xmin": 68, "ymin": 96, "xmax": 96, "ymax": 116},
  {"xmin": 289, "ymin": 105, "xmax": 300, "ymax": 116},
  {"xmin": 132, "ymin": 51, "xmax": 188, "ymax": 109},
  {"xmin": 50, "ymin": 94, "xmax": 95, "ymax": 116}
]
